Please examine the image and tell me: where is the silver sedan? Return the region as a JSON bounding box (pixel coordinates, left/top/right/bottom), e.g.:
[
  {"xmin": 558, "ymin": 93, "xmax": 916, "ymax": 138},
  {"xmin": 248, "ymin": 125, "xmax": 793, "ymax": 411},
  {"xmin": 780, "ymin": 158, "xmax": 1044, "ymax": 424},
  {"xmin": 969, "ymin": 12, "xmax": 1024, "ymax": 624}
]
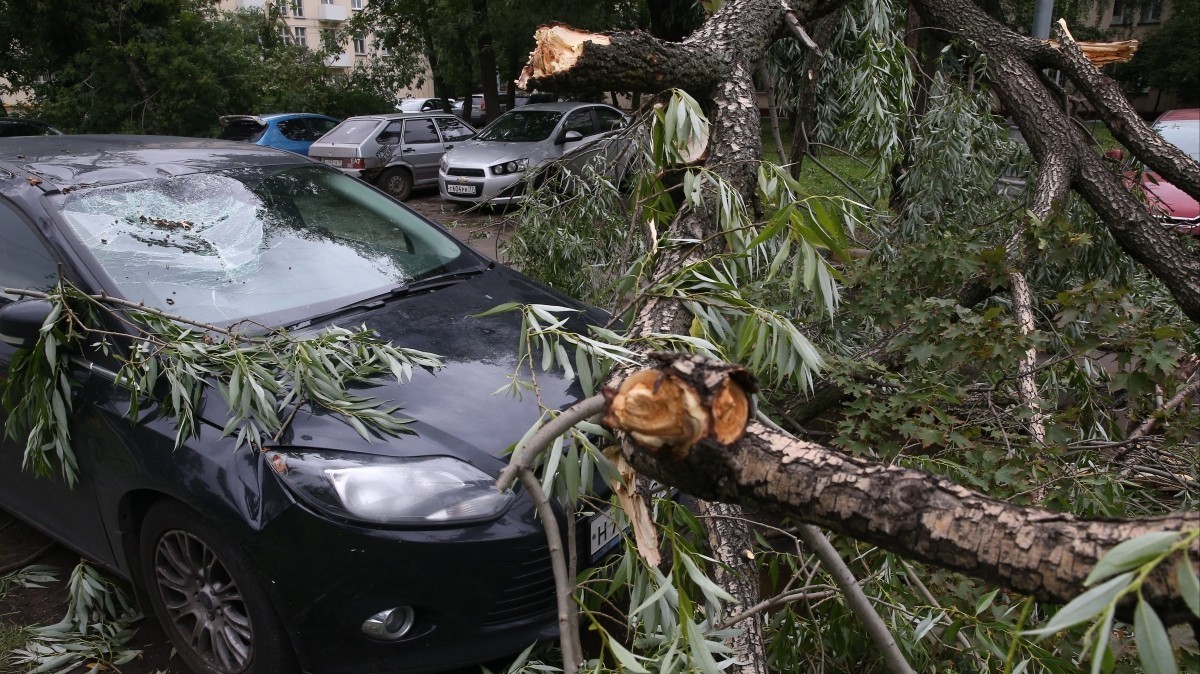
[{"xmin": 438, "ymin": 101, "xmax": 628, "ymax": 205}]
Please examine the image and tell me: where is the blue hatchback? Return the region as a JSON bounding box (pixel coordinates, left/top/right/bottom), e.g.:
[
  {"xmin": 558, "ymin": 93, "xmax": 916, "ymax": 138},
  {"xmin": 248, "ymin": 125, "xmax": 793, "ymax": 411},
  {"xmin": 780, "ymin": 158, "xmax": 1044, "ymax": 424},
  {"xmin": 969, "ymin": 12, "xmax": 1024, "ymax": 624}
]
[{"xmin": 217, "ymin": 113, "xmax": 340, "ymax": 156}]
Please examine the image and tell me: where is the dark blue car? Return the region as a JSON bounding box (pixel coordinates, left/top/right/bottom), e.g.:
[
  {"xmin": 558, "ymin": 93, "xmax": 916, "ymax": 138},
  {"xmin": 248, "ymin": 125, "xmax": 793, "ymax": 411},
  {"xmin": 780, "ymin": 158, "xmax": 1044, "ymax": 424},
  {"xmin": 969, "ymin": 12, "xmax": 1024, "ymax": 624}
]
[
  {"xmin": 0, "ymin": 136, "xmax": 616, "ymax": 674},
  {"xmin": 218, "ymin": 113, "xmax": 340, "ymax": 156}
]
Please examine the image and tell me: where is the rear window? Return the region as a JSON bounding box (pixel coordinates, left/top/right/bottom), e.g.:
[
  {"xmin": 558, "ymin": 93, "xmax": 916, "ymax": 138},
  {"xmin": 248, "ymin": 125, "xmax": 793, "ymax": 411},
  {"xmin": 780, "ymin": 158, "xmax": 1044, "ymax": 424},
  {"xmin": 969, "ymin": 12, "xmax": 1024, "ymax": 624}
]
[
  {"xmin": 1155, "ymin": 120, "xmax": 1200, "ymax": 162},
  {"xmin": 218, "ymin": 119, "xmax": 267, "ymax": 142},
  {"xmin": 319, "ymin": 119, "xmax": 386, "ymax": 144}
]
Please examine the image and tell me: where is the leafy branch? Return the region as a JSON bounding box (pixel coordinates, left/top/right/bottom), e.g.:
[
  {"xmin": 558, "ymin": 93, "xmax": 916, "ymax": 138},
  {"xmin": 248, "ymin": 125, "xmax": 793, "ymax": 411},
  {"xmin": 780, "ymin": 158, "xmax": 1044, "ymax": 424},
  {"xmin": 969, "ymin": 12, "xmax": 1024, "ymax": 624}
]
[
  {"xmin": 2, "ymin": 282, "xmax": 443, "ymax": 485},
  {"xmin": 1023, "ymin": 528, "xmax": 1200, "ymax": 674}
]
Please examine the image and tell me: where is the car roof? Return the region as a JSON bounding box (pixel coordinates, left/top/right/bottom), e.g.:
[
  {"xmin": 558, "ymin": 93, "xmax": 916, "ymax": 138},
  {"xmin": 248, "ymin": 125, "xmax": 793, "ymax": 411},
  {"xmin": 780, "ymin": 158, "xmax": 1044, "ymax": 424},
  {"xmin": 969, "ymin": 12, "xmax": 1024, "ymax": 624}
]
[
  {"xmin": 343, "ymin": 112, "xmax": 461, "ymax": 122},
  {"xmin": 1154, "ymin": 109, "xmax": 1200, "ymax": 123},
  {"xmin": 257, "ymin": 112, "xmax": 338, "ymax": 121},
  {"xmin": 0, "ymin": 135, "xmax": 308, "ymax": 194}
]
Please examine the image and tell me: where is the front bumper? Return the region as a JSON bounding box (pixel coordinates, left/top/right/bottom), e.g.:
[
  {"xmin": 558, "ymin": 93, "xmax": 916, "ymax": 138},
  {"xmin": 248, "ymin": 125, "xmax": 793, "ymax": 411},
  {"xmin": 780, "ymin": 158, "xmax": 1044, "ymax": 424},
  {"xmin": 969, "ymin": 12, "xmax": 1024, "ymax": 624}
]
[
  {"xmin": 439, "ymin": 169, "xmax": 525, "ymax": 205},
  {"xmin": 246, "ymin": 495, "xmax": 588, "ymax": 674}
]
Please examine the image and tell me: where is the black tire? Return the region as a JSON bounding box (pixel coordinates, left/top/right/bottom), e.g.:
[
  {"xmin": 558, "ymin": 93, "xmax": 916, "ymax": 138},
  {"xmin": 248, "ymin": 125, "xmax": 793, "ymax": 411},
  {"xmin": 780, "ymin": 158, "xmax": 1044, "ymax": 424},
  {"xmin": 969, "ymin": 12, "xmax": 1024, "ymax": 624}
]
[
  {"xmin": 139, "ymin": 500, "xmax": 298, "ymax": 674},
  {"xmin": 377, "ymin": 167, "xmax": 413, "ymax": 201}
]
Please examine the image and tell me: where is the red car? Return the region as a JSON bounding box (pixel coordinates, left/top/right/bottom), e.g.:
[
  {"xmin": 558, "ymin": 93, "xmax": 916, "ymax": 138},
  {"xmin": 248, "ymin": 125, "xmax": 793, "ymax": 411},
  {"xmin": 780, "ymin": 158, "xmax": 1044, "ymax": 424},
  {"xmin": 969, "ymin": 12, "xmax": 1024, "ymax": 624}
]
[{"xmin": 1140, "ymin": 108, "xmax": 1200, "ymax": 236}]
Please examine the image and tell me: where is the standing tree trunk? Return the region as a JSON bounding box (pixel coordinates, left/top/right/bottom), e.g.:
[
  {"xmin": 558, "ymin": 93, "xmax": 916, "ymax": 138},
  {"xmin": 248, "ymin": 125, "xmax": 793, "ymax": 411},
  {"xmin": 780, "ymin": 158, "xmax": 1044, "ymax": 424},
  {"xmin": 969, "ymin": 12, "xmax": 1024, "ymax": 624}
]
[{"xmin": 472, "ymin": 0, "xmax": 500, "ymax": 122}]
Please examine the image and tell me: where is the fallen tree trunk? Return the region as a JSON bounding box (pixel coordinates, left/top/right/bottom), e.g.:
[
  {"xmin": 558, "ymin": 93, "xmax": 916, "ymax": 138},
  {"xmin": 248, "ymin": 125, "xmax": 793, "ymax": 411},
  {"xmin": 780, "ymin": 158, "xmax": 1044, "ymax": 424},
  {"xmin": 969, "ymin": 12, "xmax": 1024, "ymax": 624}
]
[{"xmin": 603, "ymin": 354, "xmax": 1200, "ymax": 625}]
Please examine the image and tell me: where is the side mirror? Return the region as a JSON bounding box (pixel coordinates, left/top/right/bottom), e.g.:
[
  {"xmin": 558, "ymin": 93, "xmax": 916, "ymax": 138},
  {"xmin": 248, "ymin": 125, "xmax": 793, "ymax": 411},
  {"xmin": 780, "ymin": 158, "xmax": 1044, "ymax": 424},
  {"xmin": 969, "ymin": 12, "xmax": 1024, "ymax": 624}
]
[
  {"xmin": 0, "ymin": 299, "xmax": 53, "ymax": 350},
  {"xmin": 1104, "ymin": 148, "xmax": 1125, "ymax": 162},
  {"xmin": 557, "ymin": 130, "xmax": 584, "ymax": 145}
]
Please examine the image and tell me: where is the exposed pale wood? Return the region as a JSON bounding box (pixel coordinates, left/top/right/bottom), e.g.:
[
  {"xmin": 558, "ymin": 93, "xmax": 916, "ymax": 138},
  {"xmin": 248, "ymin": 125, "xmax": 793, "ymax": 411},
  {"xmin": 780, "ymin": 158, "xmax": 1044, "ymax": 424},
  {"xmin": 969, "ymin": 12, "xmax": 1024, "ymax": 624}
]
[{"xmin": 517, "ymin": 24, "xmax": 611, "ymax": 90}]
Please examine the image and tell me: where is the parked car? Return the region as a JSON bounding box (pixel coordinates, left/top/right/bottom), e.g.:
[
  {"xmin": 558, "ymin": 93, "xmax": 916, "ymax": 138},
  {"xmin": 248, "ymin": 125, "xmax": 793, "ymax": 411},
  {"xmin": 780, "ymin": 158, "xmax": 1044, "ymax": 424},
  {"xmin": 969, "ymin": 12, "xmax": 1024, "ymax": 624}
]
[
  {"xmin": 1141, "ymin": 108, "xmax": 1199, "ymax": 235},
  {"xmin": 0, "ymin": 136, "xmax": 617, "ymax": 674},
  {"xmin": 217, "ymin": 113, "xmax": 340, "ymax": 156},
  {"xmin": 396, "ymin": 97, "xmax": 455, "ymax": 113},
  {"xmin": 308, "ymin": 112, "xmax": 476, "ymax": 200},
  {"xmin": 0, "ymin": 118, "xmax": 63, "ymax": 137},
  {"xmin": 456, "ymin": 93, "xmax": 536, "ymax": 127},
  {"xmin": 439, "ymin": 101, "xmax": 629, "ymax": 206}
]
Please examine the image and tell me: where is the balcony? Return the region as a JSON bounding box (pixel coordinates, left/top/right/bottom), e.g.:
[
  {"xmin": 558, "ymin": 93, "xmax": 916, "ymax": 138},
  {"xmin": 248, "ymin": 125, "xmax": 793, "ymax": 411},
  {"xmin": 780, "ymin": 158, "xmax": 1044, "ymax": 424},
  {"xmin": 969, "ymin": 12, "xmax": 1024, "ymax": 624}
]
[
  {"xmin": 236, "ymin": 0, "xmax": 267, "ymax": 8},
  {"xmin": 325, "ymin": 51, "xmax": 352, "ymax": 68},
  {"xmin": 318, "ymin": 4, "xmax": 347, "ymax": 21}
]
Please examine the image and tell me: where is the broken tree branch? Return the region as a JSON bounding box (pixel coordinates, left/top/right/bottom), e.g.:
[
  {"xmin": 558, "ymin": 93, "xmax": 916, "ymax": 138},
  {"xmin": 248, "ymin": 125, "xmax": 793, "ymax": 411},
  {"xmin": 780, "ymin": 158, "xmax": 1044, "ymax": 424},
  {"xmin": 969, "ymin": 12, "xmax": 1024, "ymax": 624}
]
[{"xmin": 606, "ymin": 354, "xmax": 1199, "ymax": 625}]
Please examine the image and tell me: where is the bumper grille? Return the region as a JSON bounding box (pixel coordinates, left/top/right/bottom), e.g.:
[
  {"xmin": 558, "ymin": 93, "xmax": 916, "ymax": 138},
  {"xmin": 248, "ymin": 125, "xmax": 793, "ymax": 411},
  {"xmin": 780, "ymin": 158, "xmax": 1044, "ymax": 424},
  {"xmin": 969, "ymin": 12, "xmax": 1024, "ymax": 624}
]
[
  {"xmin": 447, "ymin": 167, "xmax": 485, "ymax": 177},
  {"xmin": 482, "ymin": 543, "xmax": 556, "ymax": 626}
]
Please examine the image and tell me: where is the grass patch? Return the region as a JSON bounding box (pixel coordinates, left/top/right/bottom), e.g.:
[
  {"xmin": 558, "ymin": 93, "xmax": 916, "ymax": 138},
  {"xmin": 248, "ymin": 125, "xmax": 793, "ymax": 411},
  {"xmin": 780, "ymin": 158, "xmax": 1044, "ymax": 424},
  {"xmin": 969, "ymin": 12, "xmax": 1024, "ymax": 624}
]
[
  {"xmin": 760, "ymin": 124, "xmax": 877, "ymax": 201},
  {"xmin": 0, "ymin": 620, "xmax": 32, "ymax": 670}
]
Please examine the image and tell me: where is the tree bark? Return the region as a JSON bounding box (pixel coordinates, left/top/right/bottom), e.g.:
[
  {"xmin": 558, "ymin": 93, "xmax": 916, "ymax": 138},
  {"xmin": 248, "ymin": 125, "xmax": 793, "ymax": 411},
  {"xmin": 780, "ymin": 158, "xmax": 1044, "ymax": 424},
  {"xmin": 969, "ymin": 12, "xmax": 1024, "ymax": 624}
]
[
  {"xmin": 910, "ymin": 0, "xmax": 1200, "ymax": 322},
  {"xmin": 607, "ymin": 358, "xmax": 1199, "ymax": 625},
  {"xmin": 472, "ymin": 0, "xmax": 500, "ymax": 122},
  {"xmin": 521, "ymin": 4, "xmax": 794, "ymax": 671}
]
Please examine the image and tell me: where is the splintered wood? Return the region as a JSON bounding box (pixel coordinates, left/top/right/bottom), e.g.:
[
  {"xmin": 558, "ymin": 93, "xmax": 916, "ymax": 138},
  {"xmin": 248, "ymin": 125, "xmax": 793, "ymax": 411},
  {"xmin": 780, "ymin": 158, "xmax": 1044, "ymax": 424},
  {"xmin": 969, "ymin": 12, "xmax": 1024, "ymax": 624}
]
[
  {"xmin": 1065, "ymin": 40, "xmax": 1140, "ymax": 66},
  {"xmin": 517, "ymin": 24, "xmax": 611, "ymax": 90},
  {"xmin": 1047, "ymin": 20, "xmax": 1138, "ymax": 66},
  {"xmin": 603, "ymin": 354, "xmax": 755, "ymax": 458}
]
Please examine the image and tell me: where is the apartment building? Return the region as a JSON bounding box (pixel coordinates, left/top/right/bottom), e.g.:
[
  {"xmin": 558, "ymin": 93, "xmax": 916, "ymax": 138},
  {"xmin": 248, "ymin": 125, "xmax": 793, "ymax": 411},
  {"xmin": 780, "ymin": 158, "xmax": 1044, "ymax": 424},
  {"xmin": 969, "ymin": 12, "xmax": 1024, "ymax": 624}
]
[{"xmin": 218, "ymin": 0, "xmax": 433, "ymax": 99}]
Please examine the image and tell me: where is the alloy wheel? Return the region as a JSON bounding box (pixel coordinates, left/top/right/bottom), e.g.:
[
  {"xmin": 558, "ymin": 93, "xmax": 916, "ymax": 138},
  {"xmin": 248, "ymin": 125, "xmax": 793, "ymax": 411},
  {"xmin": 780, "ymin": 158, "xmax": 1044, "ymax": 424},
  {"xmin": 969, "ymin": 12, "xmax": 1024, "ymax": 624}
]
[{"xmin": 153, "ymin": 530, "xmax": 254, "ymax": 672}]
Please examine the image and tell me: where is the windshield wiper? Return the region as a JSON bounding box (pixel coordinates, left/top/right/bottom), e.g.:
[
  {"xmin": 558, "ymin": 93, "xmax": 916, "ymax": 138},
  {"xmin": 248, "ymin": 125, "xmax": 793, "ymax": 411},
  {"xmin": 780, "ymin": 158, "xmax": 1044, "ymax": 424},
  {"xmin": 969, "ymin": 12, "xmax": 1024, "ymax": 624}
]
[{"xmin": 288, "ymin": 265, "xmax": 491, "ymax": 330}]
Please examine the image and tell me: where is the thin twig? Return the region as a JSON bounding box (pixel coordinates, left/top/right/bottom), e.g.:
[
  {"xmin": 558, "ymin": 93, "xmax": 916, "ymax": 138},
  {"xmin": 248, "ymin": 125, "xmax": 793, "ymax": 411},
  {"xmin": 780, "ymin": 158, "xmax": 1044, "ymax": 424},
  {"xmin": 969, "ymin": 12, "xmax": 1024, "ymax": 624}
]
[
  {"xmin": 5, "ymin": 288, "xmax": 237, "ymax": 337},
  {"xmin": 899, "ymin": 559, "xmax": 984, "ymax": 667},
  {"xmin": 1113, "ymin": 374, "xmax": 1200, "ymax": 460}
]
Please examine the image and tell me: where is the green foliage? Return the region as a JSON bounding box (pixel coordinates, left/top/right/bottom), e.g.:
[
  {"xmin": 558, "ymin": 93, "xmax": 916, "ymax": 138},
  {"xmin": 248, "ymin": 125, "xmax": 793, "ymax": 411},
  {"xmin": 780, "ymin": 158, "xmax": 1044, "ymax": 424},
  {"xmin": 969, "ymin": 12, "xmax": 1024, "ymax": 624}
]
[
  {"xmin": 8, "ymin": 561, "xmax": 142, "ymax": 674},
  {"xmin": 500, "ymin": 57, "xmax": 1199, "ymax": 674},
  {"xmin": 503, "ymin": 156, "xmax": 646, "ymax": 303},
  {"xmin": 1108, "ymin": 0, "xmax": 1200, "ymax": 104},
  {"xmin": 1024, "ymin": 529, "xmax": 1199, "ymax": 674},
  {"xmin": 2, "ymin": 282, "xmax": 442, "ymax": 484},
  {"xmin": 0, "ymin": 1, "xmax": 402, "ymax": 135},
  {"xmin": 815, "ymin": 0, "xmax": 915, "ymax": 193}
]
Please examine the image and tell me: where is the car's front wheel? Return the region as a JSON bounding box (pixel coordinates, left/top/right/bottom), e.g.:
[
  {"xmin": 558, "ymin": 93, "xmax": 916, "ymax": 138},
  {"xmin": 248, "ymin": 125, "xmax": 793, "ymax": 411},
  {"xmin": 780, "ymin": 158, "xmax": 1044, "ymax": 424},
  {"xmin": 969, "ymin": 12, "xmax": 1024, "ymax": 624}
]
[
  {"xmin": 377, "ymin": 167, "xmax": 413, "ymax": 200},
  {"xmin": 139, "ymin": 500, "xmax": 298, "ymax": 674}
]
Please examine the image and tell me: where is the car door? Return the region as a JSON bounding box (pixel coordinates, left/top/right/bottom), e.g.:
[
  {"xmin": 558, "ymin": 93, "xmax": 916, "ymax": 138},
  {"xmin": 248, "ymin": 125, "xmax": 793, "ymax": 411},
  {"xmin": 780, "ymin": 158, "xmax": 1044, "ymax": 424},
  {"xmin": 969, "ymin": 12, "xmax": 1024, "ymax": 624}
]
[
  {"xmin": 559, "ymin": 107, "xmax": 604, "ymax": 171},
  {"xmin": 275, "ymin": 117, "xmax": 316, "ymax": 155},
  {"xmin": 399, "ymin": 117, "xmax": 445, "ymax": 185},
  {"xmin": 0, "ymin": 199, "xmax": 115, "ymax": 564}
]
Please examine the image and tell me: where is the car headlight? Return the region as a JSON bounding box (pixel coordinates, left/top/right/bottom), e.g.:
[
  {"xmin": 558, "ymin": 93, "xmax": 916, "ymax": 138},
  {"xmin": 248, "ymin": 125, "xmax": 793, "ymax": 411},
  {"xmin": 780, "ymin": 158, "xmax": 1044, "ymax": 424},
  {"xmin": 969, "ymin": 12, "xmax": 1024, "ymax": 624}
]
[
  {"xmin": 490, "ymin": 158, "xmax": 529, "ymax": 175},
  {"xmin": 266, "ymin": 450, "xmax": 515, "ymax": 525},
  {"xmin": 439, "ymin": 155, "xmax": 449, "ymax": 172}
]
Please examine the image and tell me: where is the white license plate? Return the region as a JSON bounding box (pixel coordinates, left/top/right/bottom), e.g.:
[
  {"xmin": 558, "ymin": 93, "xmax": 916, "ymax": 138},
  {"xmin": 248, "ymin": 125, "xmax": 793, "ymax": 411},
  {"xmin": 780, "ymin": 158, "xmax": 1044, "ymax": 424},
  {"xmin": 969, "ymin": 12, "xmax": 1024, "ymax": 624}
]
[
  {"xmin": 446, "ymin": 183, "xmax": 477, "ymax": 195},
  {"xmin": 322, "ymin": 158, "xmax": 344, "ymax": 167},
  {"xmin": 589, "ymin": 507, "xmax": 621, "ymax": 557}
]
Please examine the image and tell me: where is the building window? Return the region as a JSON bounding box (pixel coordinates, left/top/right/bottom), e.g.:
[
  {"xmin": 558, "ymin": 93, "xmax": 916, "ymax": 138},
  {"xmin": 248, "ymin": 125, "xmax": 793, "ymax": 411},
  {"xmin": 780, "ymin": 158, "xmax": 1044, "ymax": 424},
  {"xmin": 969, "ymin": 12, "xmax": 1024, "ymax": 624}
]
[
  {"xmin": 321, "ymin": 28, "xmax": 338, "ymax": 51},
  {"xmin": 278, "ymin": 0, "xmax": 288, "ymax": 17},
  {"xmin": 291, "ymin": 0, "xmax": 304, "ymax": 18},
  {"xmin": 1111, "ymin": 0, "xmax": 1161, "ymax": 24},
  {"xmin": 351, "ymin": 0, "xmax": 364, "ymax": 9},
  {"xmin": 353, "ymin": 35, "xmax": 366, "ymax": 54},
  {"xmin": 293, "ymin": 26, "xmax": 307, "ymax": 47},
  {"xmin": 1141, "ymin": 0, "xmax": 1163, "ymax": 22}
]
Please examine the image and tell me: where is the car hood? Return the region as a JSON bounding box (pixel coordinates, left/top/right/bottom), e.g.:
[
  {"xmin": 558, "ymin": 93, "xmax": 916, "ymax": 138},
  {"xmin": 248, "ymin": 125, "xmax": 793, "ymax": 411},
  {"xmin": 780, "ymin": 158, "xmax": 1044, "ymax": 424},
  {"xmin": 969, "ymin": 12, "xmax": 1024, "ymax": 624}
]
[
  {"xmin": 201, "ymin": 266, "xmax": 599, "ymax": 470},
  {"xmin": 447, "ymin": 140, "xmax": 550, "ymax": 167},
  {"xmin": 1141, "ymin": 172, "xmax": 1200, "ymax": 220}
]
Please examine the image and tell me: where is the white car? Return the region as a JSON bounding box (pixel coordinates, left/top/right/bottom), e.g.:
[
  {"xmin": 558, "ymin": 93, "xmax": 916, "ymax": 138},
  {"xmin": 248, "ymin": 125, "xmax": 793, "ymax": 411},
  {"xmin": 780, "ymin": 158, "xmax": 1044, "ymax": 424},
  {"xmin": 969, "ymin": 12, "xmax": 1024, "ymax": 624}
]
[{"xmin": 438, "ymin": 101, "xmax": 629, "ymax": 205}]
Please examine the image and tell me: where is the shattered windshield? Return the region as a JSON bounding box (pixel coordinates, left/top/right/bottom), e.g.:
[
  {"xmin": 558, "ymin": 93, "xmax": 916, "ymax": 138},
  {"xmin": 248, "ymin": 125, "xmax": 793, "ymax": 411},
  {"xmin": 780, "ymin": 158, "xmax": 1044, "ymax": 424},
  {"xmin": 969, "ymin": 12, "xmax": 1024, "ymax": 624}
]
[{"xmin": 57, "ymin": 165, "xmax": 473, "ymax": 326}]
